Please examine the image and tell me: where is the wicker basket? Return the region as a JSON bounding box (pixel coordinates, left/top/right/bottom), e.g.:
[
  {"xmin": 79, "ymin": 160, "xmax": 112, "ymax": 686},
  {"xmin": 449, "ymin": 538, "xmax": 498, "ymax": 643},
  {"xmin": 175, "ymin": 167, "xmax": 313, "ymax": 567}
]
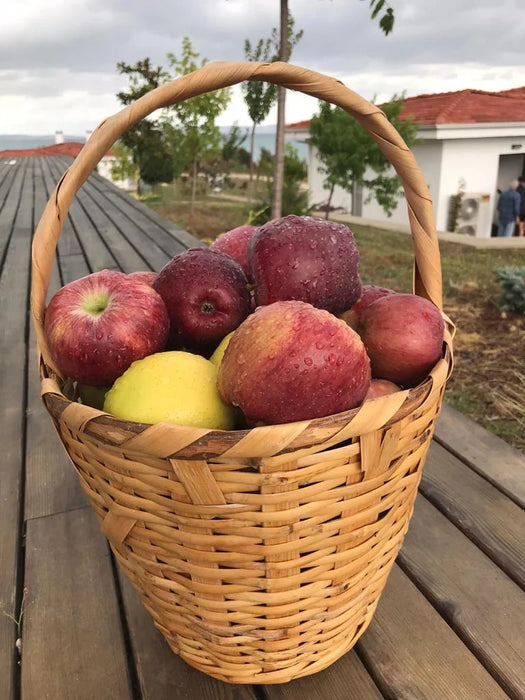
[{"xmin": 31, "ymin": 61, "xmax": 454, "ymax": 685}]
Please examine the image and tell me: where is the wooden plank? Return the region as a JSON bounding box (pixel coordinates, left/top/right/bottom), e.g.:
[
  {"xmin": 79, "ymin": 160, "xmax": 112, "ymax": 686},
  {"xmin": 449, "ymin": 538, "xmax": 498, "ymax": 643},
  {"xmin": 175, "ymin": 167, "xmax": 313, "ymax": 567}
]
[
  {"xmin": 25, "ymin": 158, "xmax": 87, "ymax": 521},
  {"xmin": 357, "ymin": 565, "xmax": 507, "ymax": 700},
  {"xmin": 44, "ymin": 158, "xmax": 119, "ymax": 273},
  {"xmin": 86, "ymin": 165, "xmax": 202, "ymax": 252},
  {"xmin": 118, "ymin": 575, "xmax": 257, "ymax": 700},
  {"xmin": 45, "ymin": 156, "xmax": 148, "ymax": 274},
  {"xmin": 262, "ymin": 651, "xmax": 382, "ymax": 700},
  {"xmin": 0, "ymin": 158, "xmax": 33, "ymax": 700},
  {"xmin": 63, "ymin": 180, "xmax": 151, "ymax": 274},
  {"xmin": 76, "ymin": 177, "xmax": 174, "ymax": 272},
  {"xmin": 398, "ymin": 495, "xmax": 525, "ymax": 698},
  {"xmin": 40, "ymin": 157, "xmax": 84, "ymax": 259},
  {"xmin": 420, "ymin": 441, "xmax": 525, "ymax": 588},
  {"xmin": 21, "ymin": 507, "xmax": 133, "ymax": 700},
  {"xmin": 88, "ymin": 176, "xmax": 195, "ymax": 257},
  {"xmin": 435, "ymin": 403, "xmax": 525, "ymax": 508},
  {"xmin": 0, "ymin": 159, "xmax": 25, "ymax": 264}
]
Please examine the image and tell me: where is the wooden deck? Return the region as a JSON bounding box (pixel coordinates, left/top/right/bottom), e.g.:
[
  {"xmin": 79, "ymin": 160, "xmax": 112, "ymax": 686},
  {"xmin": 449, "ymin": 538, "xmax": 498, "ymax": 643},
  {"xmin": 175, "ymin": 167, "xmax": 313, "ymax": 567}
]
[{"xmin": 1, "ymin": 155, "xmax": 524, "ymax": 700}]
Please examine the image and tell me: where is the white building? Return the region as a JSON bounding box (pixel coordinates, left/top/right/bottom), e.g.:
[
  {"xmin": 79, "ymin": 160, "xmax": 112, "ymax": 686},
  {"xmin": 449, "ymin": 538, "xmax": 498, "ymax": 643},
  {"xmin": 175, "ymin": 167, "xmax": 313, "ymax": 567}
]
[{"xmin": 286, "ymin": 87, "xmax": 525, "ymax": 238}]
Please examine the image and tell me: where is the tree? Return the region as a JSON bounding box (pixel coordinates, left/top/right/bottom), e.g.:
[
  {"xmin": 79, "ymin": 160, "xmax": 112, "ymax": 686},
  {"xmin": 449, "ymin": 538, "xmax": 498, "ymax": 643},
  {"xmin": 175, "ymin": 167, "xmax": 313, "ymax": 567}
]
[
  {"xmin": 270, "ymin": 0, "xmax": 395, "ymax": 219},
  {"xmin": 116, "ymin": 59, "xmax": 175, "ymax": 189},
  {"xmin": 242, "ymin": 38, "xmax": 278, "ymax": 185},
  {"xmin": 251, "ymin": 144, "xmax": 309, "ymax": 224},
  {"xmin": 166, "ymin": 38, "xmax": 232, "ymax": 214},
  {"xmin": 309, "ymin": 95, "xmax": 419, "ymax": 217},
  {"xmin": 271, "ymin": 3, "xmax": 304, "ymax": 219}
]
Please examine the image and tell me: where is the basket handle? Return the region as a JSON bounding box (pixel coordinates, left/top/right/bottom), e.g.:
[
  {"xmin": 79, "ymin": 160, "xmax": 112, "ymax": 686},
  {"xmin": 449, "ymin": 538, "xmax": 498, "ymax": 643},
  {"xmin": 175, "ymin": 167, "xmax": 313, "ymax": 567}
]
[{"xmin": 31, "ymin": 60, "xmax": 442, "ymax": 377}]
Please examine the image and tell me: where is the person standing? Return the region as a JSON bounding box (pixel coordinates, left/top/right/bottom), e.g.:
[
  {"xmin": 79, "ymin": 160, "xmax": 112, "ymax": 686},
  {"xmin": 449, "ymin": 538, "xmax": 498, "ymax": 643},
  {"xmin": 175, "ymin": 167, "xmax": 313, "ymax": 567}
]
[
  {"xmin": 517, "ymin": 175, "xmax": 525, "ymax": 237},
  {"xmin": 497, "ymin": 180, "xmax": 520, "ymax": 237}
]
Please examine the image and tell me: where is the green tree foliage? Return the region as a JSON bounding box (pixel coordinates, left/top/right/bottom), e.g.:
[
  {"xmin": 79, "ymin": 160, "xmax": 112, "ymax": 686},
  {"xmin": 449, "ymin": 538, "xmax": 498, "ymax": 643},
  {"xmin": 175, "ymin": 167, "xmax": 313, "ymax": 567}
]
[
  {"xmin": 271, "ymin": 0, "xmax": 394, "ymax": 218},
  {"xmin": 116, "ymin": 59, "xmax": 174, "ymax": 187},
  {"xmin": 366, "ymin": 0, "xmax": 395, "ymax": 35},
  {"xmin": 242, "ymin": 38, "xmax": 278, "ymax": 183},
  {"xmin": 242, "ymin": 13, "xmax": 303, "ymax": 190},
  {"xmin": 166, "ymin": 38, "xmax": 231, "ymax": 214},
  {"xmin": 251, "ymin": 144, "xmax": 309, "ymax": 224},
  {"xmin": 309, "ymin": 95, "xmax": 418, "ymax": 217}
]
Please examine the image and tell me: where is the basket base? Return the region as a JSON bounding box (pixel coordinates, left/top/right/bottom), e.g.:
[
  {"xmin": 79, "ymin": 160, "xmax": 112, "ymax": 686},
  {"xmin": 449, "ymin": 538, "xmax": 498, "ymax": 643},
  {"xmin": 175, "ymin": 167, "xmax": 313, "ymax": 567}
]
[{"xmin": 159, "ymin": 600, "xmax": 379, "ymax": 685}]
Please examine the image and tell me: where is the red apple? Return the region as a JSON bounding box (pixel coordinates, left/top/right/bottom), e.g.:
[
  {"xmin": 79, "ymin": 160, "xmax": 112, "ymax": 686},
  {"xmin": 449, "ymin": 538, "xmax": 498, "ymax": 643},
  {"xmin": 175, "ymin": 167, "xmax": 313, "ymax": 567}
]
[
  {"xmin": 218, "ymin": 300, "xmax": 371, "ymax": 425},
  {"xmin": 357, "ymin": 293, "xmax": 444, "ymax": 387},
  {"xmin": 340, "ymin": 284, "xmax": 396, "ymax": 329},
  {"xmin": 44, "ymin": 269, "xmax": 170, "ymax": 387},
  {"xmin": 249, "ymin": 215, "xmax": 362, "ymax": 314},
  {"xmin": 209, "ymin": 225, "xmax": 257, "ymax": 281},
  {"xmin": 365, "ymin": 379, "xmax": 400, "ymax": 400},
  {"xmin": 153, "ymin": 248, "xmax": 251, "ymax": 355},
  {"xmin": 128, "ymin": 270, "xmax": 158, "ymax": 286}
]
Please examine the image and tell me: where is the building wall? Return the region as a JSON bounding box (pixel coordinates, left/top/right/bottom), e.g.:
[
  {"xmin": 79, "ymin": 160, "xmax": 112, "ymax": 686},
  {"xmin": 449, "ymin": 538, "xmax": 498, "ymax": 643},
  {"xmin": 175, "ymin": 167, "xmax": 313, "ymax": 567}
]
[
  {"xmin": 360, "ymin": 141, "xmax": 443, "ymax": 226},
  {"xmin": 436, "ymin": 138, "xmax": 525, "ymax": 236},
  {"xmin": 292, "ymin": 124, "xmax": 525, "ymax": 237}
]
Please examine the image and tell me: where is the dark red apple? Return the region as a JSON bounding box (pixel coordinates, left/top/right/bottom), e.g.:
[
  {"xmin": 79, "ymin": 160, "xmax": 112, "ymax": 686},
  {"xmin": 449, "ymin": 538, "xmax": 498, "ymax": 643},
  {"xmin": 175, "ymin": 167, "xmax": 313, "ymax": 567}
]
[
  {"xmin": 358, "ymin": 293, "xmax": 444, "ymax": 387},
  {"xmin": 153, "ymin": 248, "xmax": 251, "ymax": 354},
  {"xmin": 128, "ymin": 270, "xmax": 158, "ymax": 286},
  {"xmin": 340, "ymin": 284, "xmax": 396, "ymax": 329},
  {"xmin": 218, "ymin": 300, "xmax": 371, "ymax": 425},
  {"xmin": 249, "ymin": 215, "xmax": 362, "ymax": 314},
  {"xmin": 44, "ymin": 269, "xmax": 170, "ymax": 387},
  {"xmin": 209, "ymin": 225, "xmax": 257, "ymax": 281},
  {"xmin": 365, "ymin": 379, "xmax": 400, "ymax": 400}
]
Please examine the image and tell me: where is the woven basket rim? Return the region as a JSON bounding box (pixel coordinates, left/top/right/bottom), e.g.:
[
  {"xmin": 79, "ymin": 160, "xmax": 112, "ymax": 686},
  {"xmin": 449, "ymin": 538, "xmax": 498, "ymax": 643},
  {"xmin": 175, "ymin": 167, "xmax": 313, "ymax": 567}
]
[{"xmin": 40, "ymin": 317, "xmax": 453, "ymax": 459}]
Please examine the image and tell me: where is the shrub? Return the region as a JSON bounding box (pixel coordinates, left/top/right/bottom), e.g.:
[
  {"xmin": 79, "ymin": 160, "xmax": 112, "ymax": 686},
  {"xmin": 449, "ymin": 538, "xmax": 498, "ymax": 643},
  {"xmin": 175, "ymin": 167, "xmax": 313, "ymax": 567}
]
[{"xmin": 494, "ymin": 267, "xmax": 525, "ymax": 314}]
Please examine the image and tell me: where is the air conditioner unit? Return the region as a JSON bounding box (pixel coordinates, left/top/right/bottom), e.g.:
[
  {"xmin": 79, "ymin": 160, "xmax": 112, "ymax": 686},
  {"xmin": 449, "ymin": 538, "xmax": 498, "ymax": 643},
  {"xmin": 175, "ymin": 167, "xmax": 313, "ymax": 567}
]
[{"xmin": 455, "ymin": 193, "xmax": 492, "ymax": 237}]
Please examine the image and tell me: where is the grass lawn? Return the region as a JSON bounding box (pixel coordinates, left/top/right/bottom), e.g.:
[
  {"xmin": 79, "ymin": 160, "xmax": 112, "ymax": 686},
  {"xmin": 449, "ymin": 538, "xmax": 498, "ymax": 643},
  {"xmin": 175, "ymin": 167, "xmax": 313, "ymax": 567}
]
[{"xmin": 145, "ymin": 188, "xmax": 525, "ymax": 452}]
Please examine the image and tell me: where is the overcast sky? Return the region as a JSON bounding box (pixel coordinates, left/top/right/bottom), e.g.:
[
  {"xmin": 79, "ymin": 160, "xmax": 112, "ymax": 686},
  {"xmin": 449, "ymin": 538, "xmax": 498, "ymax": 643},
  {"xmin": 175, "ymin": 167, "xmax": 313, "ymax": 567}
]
[{"xmin": 1, "ymin": 0, "xmax": 523, "ymax": 135}]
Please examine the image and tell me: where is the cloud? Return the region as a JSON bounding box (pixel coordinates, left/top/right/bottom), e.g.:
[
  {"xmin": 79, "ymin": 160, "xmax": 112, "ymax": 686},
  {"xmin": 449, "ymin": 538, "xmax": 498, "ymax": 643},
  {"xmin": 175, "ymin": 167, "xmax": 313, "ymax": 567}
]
[{"xmin": 1, "ymin": 0, "xmax": 523, "ymax": 134}]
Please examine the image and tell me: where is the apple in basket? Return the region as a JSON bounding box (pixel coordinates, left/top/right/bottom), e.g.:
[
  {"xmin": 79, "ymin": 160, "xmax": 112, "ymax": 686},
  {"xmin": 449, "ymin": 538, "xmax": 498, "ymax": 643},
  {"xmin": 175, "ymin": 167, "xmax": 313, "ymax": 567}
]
[
  {"xmin": 218, "ymin": 300, "xmax": 371, "ymax": 425},
  {"xmin": 356, "ymin": 293, "xmax": 444, "ymax": 386},
  {"xmin": 128, "ymin": 270, "xmax": 158, "ymax": 286},
  {"xmin": 249, "ymin": 215, "xmax": 362, "ymax": 314},
  {"xmin": 153, "ymin": 247, "xmax": 251, "ymax": 355},
  {"xmin": 340, "ymin": 284, "xmax": 396, "ymax": 329},
  {"xmin": 44, "ymin": 269, "xmax": 170, "ymax": 387},
  {"xmin": 209, "ymin": 224, "xmax": 257, "ymax": 281}
]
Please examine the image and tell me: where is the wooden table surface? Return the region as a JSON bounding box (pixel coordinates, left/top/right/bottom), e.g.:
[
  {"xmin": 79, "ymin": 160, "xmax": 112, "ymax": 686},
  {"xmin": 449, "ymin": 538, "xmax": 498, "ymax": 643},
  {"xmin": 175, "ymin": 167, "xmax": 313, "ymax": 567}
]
[{"xmin": 1, "ymin": 155, "xmax": 524, "ymax": 700}]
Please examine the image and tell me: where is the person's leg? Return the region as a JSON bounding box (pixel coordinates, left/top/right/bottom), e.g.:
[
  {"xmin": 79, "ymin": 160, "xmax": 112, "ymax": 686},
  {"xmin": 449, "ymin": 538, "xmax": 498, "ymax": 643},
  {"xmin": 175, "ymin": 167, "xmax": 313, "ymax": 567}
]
[
  {"xmin": 519, "ymin": 216, "xmax": 525, "ymax": 237},
  {"xmin": 497, "ymin": 221, "xmax": 508, "ymax": 237},
  {"xmin": 504, "ymin": 221, "xmax": 516, "ymax": 237}
]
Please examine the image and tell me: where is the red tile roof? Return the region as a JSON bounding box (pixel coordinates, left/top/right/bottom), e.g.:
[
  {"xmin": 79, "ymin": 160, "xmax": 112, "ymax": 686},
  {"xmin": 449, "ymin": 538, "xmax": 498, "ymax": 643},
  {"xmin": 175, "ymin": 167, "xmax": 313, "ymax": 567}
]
[
  {"xmin": 0, "ymin": 142, "xmax": 86, "ymax": 158},
  {"xmin": 286, "ymin": 86, "xmax": 525, "ymax": 130},
  {"xmin": 287, "ymin": 120, "xmax": 312, "ymax": 130},
  {"xmin": 400, "ymin": 88, "xmax": 525, "ymax": 124}
]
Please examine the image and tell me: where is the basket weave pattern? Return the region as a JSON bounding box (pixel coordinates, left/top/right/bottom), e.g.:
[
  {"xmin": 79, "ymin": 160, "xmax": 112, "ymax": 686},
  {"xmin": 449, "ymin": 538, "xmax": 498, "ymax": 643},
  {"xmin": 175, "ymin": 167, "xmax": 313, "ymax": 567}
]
[{"xmin": 31, "ymin": 62, "xmax": 454, "ymax": 684}]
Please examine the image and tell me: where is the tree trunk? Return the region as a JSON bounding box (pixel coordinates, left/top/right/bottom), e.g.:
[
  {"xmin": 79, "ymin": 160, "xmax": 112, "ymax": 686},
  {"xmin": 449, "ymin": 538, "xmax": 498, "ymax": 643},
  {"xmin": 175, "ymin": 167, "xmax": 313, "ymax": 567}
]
[
  {"xmin": 271, "ymin": 0, "xmax": 289, "ymax": 220},
  {"xmin": 325, "ymin": 183, "xmax": 335, "ymax": 220},
  {"xmin": 190, "ymin": 157, "xmax": 198, "ymax": 216},
  {"xmin": 249, "ymin": 122, "xmax": 256, "ymax": 185}
]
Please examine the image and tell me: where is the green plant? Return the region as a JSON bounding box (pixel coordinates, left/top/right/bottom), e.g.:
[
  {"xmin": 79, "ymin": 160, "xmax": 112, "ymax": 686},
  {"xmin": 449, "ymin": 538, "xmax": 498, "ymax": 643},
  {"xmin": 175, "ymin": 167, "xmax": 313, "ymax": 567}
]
[
  {"xmin": 250, "ymin": 144, "xmax": 309, "ymax": 224},
  {"xmin": 494, "ymin": 267, "xmax": 525, "ymax": 314}
]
